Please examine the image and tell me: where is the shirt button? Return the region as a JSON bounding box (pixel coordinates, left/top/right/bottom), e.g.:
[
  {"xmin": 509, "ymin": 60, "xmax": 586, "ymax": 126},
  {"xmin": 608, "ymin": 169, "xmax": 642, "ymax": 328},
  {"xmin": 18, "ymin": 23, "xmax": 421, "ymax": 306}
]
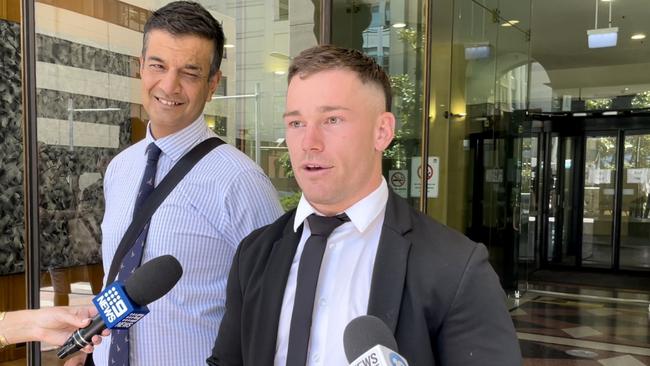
[
  {"xmin": 313, "ymin": 353, "xmax": 320, "ymax": 363},
  {"xmin": 328, "ymin": 243, "xmax": 335, "ymax": 249},
  {"xmin": 319, "ymin": 298, "xmax": 327, "ymax": 307}
]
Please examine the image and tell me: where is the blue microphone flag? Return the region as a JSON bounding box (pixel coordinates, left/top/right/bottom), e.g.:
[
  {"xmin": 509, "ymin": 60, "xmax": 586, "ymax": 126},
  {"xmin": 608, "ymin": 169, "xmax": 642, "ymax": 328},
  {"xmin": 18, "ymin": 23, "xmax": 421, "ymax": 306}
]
[{"xmin": 93, "ymin": 281, "xmax": 149, "ymax": 329}]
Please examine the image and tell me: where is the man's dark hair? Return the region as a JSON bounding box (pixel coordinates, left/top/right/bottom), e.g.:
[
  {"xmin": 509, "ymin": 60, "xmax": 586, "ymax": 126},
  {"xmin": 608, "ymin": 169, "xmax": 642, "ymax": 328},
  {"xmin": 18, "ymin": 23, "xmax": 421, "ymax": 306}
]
[
  {"xmin": 288, "ymin": 45, "xmax": 392, "ymax": 112},
  {"xmin": 143, "ymin": 1, "xmax": 225, "ymax": 79}
]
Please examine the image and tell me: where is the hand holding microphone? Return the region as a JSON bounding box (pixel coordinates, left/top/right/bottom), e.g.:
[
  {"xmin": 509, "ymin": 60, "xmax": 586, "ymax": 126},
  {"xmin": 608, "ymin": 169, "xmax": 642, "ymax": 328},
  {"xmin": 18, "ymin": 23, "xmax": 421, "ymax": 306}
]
[
  {"xmin": 56, "ymin": 255, "xmax": 183, "ymax": 359},
  {"xmin": 344, "ymin": 315, "xmax": 409, "ymax": 366}
]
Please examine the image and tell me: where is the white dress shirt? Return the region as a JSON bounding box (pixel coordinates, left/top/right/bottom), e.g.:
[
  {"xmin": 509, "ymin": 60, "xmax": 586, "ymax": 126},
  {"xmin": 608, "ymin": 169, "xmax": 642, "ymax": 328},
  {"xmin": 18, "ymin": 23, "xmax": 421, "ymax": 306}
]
[{"xmin": 274, "ymin": 178, "xmax": 389, "ymax": 366}]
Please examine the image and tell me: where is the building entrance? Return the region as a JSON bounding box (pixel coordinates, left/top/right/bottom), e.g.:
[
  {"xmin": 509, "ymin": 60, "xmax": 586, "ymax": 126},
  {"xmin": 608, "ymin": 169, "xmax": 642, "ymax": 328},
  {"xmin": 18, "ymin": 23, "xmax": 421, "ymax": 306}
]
[{"xmin": 537, "ymin": 116, "xmax": 650, "ymax": 272}]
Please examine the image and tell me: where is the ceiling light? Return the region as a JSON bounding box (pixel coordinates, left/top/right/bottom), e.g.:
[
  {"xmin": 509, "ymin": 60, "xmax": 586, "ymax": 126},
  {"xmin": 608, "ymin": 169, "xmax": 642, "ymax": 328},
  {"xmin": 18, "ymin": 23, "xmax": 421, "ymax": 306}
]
[
  {"xmin": 464, "ymin": 42, "xmax": 491, "ymax": 60},
  {"xmin": 392, "ymin": 22, "xmax": 407, "ymax": 29},
  {"xmin": 631, "ymin": 33, "xmax": 646, "ymax": 40},
  {"xmin": 224, "ymin": 44, "xmax": 235, "ymax": 48},
  {"xmin": 274, "ymin": 70, "xmax": 286, "ymax": 75},
  {"xmin": 588, "ymin": 0, "xmax": 617, "ymax": 48},
  {"xmin": 501, "ymin": 20, "xmax": 519, "ymax": 27},
  {"xmin": 588, "ymin": 27, "xmax": 618, "ymax": 48}
]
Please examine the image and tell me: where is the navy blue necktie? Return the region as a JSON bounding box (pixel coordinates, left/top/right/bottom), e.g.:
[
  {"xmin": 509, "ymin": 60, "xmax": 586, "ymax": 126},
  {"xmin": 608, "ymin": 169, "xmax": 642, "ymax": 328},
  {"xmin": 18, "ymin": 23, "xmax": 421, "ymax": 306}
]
[
  {"xmin": 286, "ymin": 213, "xmax": 350, "ymax": 366},
  {"xmin": 109, "ymin": 143, "xmax": 161, "ymax": 366}
]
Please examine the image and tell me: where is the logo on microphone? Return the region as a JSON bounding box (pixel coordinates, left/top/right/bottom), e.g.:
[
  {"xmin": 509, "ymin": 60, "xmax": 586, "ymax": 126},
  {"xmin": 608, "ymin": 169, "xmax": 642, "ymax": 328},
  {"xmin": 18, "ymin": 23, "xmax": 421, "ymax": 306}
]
[
  {"xmin": 93, "ymin": 282, "xmax": 149, "ymax": 329},
  {"xmin": 96, "ymin": 286, "xmax": 128, "ymax": 322},
  {"xmin": 389, "ymin": 352, "xmax": 407, "ymax": 366}
]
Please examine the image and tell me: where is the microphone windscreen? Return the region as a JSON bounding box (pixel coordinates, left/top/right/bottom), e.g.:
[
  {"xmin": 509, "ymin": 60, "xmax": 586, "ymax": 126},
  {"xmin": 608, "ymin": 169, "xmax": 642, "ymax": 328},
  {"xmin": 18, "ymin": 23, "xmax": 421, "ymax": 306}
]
[
  {"xmin": 343, "ymin": 315, "xmax": 398, "ymax": 362},
  {"xmin": 124, "ymin": 254, "xmax": 183, "ymax": 306}
]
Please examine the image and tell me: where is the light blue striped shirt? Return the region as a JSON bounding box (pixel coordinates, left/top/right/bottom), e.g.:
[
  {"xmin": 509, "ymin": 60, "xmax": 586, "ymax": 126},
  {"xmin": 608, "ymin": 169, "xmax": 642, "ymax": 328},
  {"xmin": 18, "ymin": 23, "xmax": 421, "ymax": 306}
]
[{"xmin": 93, "ymin": 116, "xmax": 284, "ymax": 366}]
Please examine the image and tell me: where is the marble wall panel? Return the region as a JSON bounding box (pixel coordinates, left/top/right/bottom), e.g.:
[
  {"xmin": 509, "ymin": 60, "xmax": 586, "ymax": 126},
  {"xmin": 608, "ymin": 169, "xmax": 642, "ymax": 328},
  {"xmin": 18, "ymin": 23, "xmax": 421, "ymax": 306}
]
[
  {"xmin": 0, "ymin": 19, "xmax": 139, "ymax": 274},
  {"xmin": 0, "ymin": 20, "xmax": 25, "ymax": 275}
]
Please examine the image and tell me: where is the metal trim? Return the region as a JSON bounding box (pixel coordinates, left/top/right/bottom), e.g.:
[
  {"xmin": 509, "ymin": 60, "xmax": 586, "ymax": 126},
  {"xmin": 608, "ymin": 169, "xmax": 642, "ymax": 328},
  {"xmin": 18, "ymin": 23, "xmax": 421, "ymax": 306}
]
[
  {"xmin": 19, "ymin": 0, "xmax": 42, "ymax": 364},
  {"xmin": 418, "ymin": 0, "xmax": 433, "ymax": 213},
  {"xmin": 320, "ymin": 0, "xmax": 331, "ymax": 44}
]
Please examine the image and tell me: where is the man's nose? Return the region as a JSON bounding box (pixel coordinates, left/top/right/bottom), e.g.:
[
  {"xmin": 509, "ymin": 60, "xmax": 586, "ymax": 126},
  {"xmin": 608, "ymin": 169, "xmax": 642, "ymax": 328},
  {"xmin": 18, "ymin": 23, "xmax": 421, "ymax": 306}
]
[
  {"xmin": 301, "ymin": 124, "xmax": 324, "ymax": 151},
  {"xmin": 158, "ymin": 72, "xmax": 181, "ymax": 94}
]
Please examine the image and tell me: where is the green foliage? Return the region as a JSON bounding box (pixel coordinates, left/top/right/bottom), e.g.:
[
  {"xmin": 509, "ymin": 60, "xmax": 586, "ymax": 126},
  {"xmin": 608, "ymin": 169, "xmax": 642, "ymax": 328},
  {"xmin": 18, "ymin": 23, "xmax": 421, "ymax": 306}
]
[
  {"xmin": 631, "ymin": 91, "xmax": 650, "ymax": 109},
  {"xmin": 585, "ymin": 98, "xmax": 613, "ymax": 111},
  {"xmin": 386, "ymin": 74, "xmax": 421, "ymax": 168},
  {"xmin": 278, "ymin": 151, "xmax": 294, "ymax": 178},
  {"xmin": 280, "ymin": 191, "xmax": 301, "ymax": 211},
  {"xmin": 396, "ymin": 28, "xmax": 424, "ymax": 51}
]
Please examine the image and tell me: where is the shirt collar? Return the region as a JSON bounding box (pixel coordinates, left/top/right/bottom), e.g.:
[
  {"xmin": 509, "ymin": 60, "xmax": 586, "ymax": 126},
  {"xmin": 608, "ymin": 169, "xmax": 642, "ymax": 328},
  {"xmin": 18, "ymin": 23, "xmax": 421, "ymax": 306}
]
[
  {"xmin": 293, "ymin": 177, "xmax": 389, "ymax": 233},
  {"xmin": 144, "ymin": 115, "xmax": 206, "ymax": 161}
]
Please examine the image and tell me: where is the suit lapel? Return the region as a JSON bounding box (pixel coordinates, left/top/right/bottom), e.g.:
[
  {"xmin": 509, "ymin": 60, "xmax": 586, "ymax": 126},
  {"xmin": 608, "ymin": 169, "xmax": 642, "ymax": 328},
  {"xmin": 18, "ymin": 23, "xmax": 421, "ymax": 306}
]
[
  {"xmin": 255, "ymin": 215, "xmax": 303, "ymax": 364},
  {"xmin": 367, "ymin": 191, "xmax": 413, "ymax": 333}
]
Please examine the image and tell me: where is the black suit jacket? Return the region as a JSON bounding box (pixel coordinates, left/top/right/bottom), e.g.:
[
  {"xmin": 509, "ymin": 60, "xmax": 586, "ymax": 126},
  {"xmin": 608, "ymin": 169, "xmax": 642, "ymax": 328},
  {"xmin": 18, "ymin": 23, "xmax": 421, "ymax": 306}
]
[{"xmin": 208, "ymin": 191, "xmax": 522, "ymax": 365}]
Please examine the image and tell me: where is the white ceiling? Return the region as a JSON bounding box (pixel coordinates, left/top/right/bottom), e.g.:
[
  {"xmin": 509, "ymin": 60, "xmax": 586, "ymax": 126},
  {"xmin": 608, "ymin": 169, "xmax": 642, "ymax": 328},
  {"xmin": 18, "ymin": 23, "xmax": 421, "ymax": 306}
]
[{"xmin": 530, "ymin": 0, "xmax": 650, "ymax": 71}]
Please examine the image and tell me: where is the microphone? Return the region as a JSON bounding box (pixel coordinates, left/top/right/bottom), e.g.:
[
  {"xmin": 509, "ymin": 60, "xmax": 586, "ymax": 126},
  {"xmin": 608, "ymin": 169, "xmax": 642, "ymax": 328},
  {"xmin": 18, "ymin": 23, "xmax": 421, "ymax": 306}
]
[
  {"xmin": 56, "ymin": 255, "xmax": 183, "ymax": 359},
  {"xmin": 343, "ymin": 315, "xmax": 409, "ymax": 366}
]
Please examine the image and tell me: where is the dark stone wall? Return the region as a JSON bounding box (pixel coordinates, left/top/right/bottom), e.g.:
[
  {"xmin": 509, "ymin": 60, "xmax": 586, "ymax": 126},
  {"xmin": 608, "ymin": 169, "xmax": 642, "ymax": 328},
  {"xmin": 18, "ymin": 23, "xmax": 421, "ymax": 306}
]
[
  {"xmin": 0, "ymin": 19, "xmax": 136, "ymax": 274},
  {"xmin": 0, "ymin": 20, "xmax": 25, "ymax": 275}
]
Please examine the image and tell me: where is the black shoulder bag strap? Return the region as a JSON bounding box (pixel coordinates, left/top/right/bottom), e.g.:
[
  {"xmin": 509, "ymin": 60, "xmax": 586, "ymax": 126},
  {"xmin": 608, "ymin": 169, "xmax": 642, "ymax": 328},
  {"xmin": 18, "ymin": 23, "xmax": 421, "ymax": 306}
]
[{"xmin": 105, "ymin": 137, "xmax": 224, "ymax": 284}]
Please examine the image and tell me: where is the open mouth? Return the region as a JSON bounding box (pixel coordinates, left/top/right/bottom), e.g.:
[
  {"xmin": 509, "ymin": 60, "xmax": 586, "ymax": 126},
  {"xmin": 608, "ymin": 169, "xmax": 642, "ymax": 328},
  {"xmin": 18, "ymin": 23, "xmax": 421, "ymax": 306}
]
[
  {"xmin": 155, "ymin": 96, "xmax": 183, "ymax": 106},
  {"xmin": 304, "ymin": 164, "xmax": 331, "ymax": 172}
]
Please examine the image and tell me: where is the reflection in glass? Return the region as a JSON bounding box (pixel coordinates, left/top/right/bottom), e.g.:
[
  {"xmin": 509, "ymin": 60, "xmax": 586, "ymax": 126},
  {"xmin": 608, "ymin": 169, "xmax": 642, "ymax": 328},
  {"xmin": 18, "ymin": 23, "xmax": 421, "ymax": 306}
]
[
  {"xmin": 517, "ymin": 137, "xmax": 538, "ymax": 262},
  {"xmin": 32, "ymin": 1, "xmax": 320, "ymax": 363},
  {"xmin": 331, "ymin": 0, "xmax": 425, "ymax": 208},
  {"xmin": 620, "ymin": 134, "xmax": 650, "ymax": 270},
  {"xmin": 0, "ymin": 9, "xmax": 28, "ymax": 364},
  {"xmin": 582, "ymin": 136, "xmax": 617, "ymax": 268}
]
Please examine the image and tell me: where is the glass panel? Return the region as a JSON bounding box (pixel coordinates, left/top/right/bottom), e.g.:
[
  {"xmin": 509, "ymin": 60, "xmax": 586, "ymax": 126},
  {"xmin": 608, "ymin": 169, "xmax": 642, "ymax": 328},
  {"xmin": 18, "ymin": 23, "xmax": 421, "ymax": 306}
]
[
  {"xmin": 0, "ymin": 1, "xmax": 27, "ymax": 364},
  {"xmin": 516, "ymin": 137, "xmax": 537, "ymax": 263},
  {"xmin": 546, "ymin": 136, "xmax": 579, "ymax": 266},
  {"xmin": 582, "ymin": 135, "xmax": 617, "ymax": 268},
  {"xmin": 620, "ymin": 133, "xmax": 650, "ymax": 270},
  {"xmin": 33, "ymin": 0, "xmax": 320, "ymax": 363},
  {"xmin": 559, "ymin": 137, "xmax": 578, "ymax": 265},
  {"xmin": 546, "ymin": 136, "xmax": 558, "ymax": 262},
  {"xmin": 209, "ymin": 0, "xmax": 319, "ymax": 211},
  {"xmin": 331, "ymin": 0, "xmax": 426, "ymax": 209},
  {"xmin": 451, "ymin": 0, "xmax": 532, "ymax": 290}
]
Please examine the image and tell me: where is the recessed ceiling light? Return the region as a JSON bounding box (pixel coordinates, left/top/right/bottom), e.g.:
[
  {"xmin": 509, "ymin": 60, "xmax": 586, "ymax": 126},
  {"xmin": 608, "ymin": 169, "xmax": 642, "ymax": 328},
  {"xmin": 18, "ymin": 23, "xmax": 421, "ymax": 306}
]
[
  {"xmin": 224, "ymin": 44, "xmax": 235, "ymax": 48},
  {"xmin": 274, "ymin": 70, "xmax": 286, "ymax": 75},
  {"xmin": 501, "ymin": 20, "xmax": 520, "ymax": 27},
  {"xmin": 392, "ymin": 22, "xmax": 407, "ymax": 29},
  {"xmin": 601, "ymin": 0, "xmax": 613, "ymax": 2},
  {"xmin": 631, "ymin": 33, "xmax": 646, "ymax": 40}
]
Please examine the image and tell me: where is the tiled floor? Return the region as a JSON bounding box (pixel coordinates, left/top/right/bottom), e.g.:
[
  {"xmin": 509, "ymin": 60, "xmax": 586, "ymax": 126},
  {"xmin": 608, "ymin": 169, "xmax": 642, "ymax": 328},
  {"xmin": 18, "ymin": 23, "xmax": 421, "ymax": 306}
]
[
  {"xmin": 513, "ymin": 285, "xmax": 650, "ymax": 365},
  {"xmin": 3, "ymin": 282, "xmax": 650, "ymax": 365}
]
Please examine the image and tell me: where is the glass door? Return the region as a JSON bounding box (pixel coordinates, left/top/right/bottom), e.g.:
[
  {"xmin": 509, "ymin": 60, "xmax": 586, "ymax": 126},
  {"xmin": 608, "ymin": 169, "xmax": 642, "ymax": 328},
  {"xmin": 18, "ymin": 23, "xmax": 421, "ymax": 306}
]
[
  {"xmin": 582, "ymin": 134, "xmax": 618, "ymax": 268},
  {"xmin": 514, "ymin": 135, "xmax": 538, "ymax": 282},
  {"xmin": 545, "ymin": 135, "xmax": 580, "ymax": 266},
  {"xmin": 620, "ymin": 132, "xmax": 650, "ymax": 270}
]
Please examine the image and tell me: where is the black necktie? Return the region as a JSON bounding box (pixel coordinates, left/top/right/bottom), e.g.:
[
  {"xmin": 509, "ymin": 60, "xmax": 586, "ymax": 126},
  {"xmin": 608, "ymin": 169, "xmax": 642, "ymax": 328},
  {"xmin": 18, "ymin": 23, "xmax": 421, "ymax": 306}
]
[{"xmin": 286, "ymin": 213, "xmax": 350, "ymax": 366}]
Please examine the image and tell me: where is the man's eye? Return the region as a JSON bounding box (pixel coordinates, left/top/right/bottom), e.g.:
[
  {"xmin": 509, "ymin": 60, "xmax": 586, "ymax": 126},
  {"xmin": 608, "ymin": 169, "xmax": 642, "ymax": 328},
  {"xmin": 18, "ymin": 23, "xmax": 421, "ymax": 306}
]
[
  {"xmin": 288, "ymin": 121, "xmax": 304, "ymax": 128},
  {"xmin": 326, "ymin": 117, "xmax": 341, "ymax": 125},
  {"xmin": 149, "ymin": 64, "xmax": 164, "ymax": 70}
]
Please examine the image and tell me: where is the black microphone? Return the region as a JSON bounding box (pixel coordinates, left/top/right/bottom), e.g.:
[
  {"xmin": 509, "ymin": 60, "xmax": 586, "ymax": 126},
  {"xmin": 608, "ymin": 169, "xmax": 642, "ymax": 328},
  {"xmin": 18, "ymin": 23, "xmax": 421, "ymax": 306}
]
[
  {"xmin": 343, "ymin": 315, "xmax": 409, "ymax": 366},
  {"xmin": 56, "ymin": 255, "xmax": 183, "ymax": 359}
]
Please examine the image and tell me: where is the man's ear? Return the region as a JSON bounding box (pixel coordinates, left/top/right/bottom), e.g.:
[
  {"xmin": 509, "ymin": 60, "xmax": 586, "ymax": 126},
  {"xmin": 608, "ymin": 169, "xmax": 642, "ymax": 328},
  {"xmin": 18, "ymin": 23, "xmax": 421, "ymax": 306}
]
[
  {"xmin": 375, "ymin": 112, "xmax": 396, "ymax": 152},
  {"xmin": 207, "ymin": 70, "xmax": 222, "ymax": 102}
]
